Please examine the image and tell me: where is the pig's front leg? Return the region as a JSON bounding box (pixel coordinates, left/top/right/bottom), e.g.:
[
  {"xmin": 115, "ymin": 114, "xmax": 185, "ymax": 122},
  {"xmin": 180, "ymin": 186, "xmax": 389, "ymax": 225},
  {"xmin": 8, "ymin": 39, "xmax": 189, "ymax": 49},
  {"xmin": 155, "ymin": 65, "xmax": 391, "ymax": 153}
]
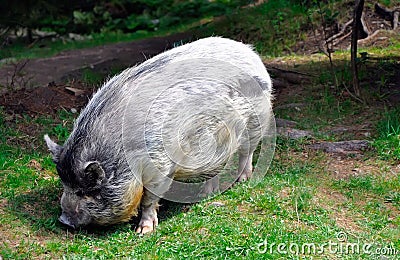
[
  {"xmin": 136, "ymin": 169, "xmax": 173, "ymax": 234},
  {"xmin": 136, "ymin": 190, "xmax": 159, "ymax": 234}
]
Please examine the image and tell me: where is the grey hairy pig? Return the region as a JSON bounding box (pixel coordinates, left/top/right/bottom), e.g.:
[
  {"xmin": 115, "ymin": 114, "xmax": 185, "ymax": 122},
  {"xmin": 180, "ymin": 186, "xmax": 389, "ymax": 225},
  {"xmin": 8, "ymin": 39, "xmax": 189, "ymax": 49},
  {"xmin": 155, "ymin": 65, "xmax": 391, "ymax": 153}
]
[{"xmin": 45, "ymin": 37, "xmax": 273, "ymax": 234}]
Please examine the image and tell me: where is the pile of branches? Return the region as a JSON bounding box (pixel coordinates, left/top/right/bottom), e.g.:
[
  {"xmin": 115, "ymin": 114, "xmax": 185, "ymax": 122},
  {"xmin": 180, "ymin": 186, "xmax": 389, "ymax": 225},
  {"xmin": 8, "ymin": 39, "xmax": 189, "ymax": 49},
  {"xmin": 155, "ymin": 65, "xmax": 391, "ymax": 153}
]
[{"xmin": 324, "ymin": 3, "xmax": 400, "ymax": 52}]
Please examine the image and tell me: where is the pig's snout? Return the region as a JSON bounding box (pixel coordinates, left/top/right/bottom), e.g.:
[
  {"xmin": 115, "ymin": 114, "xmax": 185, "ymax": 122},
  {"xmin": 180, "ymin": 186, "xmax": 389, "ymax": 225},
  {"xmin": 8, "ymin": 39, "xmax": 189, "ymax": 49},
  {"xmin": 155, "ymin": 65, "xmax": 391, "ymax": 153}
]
[{"xmin": 59, "ymin": 212, "xmax": 76, "ymax": 229}]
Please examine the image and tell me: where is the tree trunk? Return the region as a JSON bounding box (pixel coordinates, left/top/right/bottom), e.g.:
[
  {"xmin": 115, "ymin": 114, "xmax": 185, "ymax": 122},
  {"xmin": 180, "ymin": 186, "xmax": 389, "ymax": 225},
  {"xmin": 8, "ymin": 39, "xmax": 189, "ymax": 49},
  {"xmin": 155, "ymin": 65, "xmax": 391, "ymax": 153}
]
[
  {"xmin": 351, "ymin": 0, "xmax": 365, "ymax": 98},
  {"xmin": 27, "ymin": 28, "xmax": 33, "ymax": 43}
]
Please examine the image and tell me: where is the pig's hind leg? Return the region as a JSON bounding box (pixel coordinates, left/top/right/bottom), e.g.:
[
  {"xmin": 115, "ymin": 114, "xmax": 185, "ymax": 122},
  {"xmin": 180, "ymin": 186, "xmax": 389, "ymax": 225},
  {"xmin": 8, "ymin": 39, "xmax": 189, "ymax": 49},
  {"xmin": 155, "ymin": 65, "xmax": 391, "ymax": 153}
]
[
  {"xmin": 237, "ymin": 113, "xmax": 265, "ymax": 182},
  {"xmin": 237, "ymin": 152, "xmax": 253, "ymax": 182}
]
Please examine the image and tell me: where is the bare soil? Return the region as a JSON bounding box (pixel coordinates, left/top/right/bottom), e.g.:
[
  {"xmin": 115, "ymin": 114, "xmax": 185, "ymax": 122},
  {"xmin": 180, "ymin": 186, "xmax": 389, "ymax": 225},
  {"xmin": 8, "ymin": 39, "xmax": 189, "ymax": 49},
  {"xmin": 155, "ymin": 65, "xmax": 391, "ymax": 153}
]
[
  {"xmin": 0, "ymin": 32, "xmax": 195, "ymax": 115},
  {"xmin": 0, "ymin": 82, "xmax": 91, "ymax": 115}
]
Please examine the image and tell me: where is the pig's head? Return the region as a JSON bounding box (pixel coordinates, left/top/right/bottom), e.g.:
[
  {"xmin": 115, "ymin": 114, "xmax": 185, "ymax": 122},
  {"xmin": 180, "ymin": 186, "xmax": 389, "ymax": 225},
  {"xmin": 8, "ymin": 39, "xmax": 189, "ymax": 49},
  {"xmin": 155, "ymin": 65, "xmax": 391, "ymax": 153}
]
[{"xmin": 44, "ymin": 134, "xmax": 142, "ymax": 229}]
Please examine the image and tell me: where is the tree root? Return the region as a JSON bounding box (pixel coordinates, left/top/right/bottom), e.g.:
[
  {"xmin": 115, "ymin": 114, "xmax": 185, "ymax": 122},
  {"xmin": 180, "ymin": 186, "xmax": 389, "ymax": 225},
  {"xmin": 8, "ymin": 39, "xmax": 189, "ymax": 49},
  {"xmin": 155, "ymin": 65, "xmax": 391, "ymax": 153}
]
[{"xmin": 321, "ymin": 2, "xmax": 399, "ymax": 50}]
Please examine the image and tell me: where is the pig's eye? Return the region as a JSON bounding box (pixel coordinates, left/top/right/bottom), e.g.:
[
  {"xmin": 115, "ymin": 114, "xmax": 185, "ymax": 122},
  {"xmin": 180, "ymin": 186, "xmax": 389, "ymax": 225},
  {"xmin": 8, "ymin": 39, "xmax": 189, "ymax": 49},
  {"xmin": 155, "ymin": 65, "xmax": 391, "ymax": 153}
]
[{"xmin": 75, "ymin": 190, "xmax": 84, "ymax": 197}]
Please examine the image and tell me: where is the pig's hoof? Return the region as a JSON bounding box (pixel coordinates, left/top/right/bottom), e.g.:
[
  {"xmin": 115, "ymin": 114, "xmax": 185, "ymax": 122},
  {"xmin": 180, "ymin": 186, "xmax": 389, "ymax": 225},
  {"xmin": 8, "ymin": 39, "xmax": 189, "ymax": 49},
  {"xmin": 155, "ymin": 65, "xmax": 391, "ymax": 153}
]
[
  {"xmin": 136, "ymin": 225, "xmax": 153, "ymax": 234},
  {"xmin": 237, "ymin": 170, "xmax": 252, "ymax": 182},
  {"xmin": 136, "ymin": 218, "xmax": 158, "ymax": 234},
  {"xmin": 237, "ymin": 175, "xmax": 248, "ymax": 182}
]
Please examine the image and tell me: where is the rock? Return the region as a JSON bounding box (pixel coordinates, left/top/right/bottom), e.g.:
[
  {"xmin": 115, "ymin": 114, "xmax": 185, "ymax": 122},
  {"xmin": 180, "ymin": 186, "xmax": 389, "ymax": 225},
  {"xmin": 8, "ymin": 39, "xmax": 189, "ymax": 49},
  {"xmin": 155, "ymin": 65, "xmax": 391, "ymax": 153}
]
[
  {"xmin": 308, "ymin": 140, "xmax": 369, "ymax": 154},
  {"xmin": 274, "ymin": 103, "xmax": 307, "ymax": 110},
  {"xmin": 276, "ymin": 118, "xmax": 298, "ymax": 128},
  {"xmin": 363, "ymin": 132, "xmax": 371, "ymax": 137},
  {"xmin": 209, "ymin": 201, "xmax": 225, "ymax": 207},
  {"xmin": 328, "ymin": 126, "xmax": 350, "ymax": 134},
  {"xmin": 271, "ymin": 78, "xmax": 287, "ymax": 89},
  {"xmin": 0, "ymin": 57, "xmax": 17, "ymax": 66},
  {"xmin": 277, "ymin": 127, "xmax": 313, "ymax": 139},
  {"xmin": 67, "ymin": 33, "xmax": 92, "ymax": 41},
  {"xmin": 65, "ymin": 86, "xmax": 85, "ymax": 96}
]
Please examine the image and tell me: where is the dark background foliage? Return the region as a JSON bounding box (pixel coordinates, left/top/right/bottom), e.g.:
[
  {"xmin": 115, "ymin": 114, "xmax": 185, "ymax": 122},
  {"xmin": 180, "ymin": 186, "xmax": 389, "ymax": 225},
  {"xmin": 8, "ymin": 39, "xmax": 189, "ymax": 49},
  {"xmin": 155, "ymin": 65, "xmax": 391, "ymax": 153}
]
[{"xmin": 0, "ymin": 0, "xmax": 251, "ymax": 40}]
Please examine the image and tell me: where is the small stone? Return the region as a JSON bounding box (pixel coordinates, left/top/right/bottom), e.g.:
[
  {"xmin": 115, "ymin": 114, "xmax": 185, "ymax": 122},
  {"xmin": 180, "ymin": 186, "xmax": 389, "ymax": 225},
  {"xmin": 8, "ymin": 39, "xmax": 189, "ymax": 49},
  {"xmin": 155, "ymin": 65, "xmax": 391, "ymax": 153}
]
[
  {"xmin": 308, "ymin": 140, "xmax": 369, "ymax": 154},
  {"xmin": 71, "ymin": 108, "xmax": 78, "ymax": 113},
  {"xmin": 276, "ymin": 118, "xmax": 298, "ymax": 128},
  {"xmin": 209, "ymin": 201, "xmax": 225, "ymax": 207},
  {"xmin": 277, "ymin": 127, "xmax": 313, "ymax": 139}
]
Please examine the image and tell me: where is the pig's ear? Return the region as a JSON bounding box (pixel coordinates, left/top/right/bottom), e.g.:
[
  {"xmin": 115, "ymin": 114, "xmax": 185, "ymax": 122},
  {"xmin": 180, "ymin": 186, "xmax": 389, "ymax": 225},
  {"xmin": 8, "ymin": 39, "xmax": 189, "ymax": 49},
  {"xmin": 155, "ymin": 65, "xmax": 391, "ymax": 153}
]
[
  {"xmin": 44, "ymin": 134, "xmax": 63, "ymax": 163},
  {"xmin": 83, "ymin": 161, "xmax": 106, "ymax": 189}
]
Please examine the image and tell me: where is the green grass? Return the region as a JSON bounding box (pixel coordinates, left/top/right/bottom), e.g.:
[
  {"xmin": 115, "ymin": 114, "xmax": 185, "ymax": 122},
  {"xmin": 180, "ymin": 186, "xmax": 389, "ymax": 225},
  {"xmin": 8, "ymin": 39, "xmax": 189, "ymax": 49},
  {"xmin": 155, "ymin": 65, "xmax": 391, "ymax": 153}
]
[
  {"xmin": 200, "ymin": 0, "xmax": 308, "ymax": 57},
  {"xmin": 373, "ymin": 107, "xmax": 400, "ymax": 161},
  {"xmin": 1, "ymin": 88, "xmax": 400, "ymax": 259}
]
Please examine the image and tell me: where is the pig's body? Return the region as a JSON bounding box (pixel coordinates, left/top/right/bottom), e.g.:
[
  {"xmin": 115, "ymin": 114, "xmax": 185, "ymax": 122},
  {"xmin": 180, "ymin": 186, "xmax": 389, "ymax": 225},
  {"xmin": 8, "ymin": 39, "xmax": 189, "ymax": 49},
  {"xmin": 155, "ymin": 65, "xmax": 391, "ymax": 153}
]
[{"xmin": 45, "ymin": 37, "xmax": 273, "ymax": 233}]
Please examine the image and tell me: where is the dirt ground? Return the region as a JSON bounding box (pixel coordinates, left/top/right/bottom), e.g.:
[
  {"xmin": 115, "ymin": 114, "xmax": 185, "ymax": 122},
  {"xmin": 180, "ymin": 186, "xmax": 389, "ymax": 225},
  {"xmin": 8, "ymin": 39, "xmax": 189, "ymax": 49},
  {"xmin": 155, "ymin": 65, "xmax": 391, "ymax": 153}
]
[{"xmin": 0, "ymin": 32, "xmax": 195, "ymax": 115}]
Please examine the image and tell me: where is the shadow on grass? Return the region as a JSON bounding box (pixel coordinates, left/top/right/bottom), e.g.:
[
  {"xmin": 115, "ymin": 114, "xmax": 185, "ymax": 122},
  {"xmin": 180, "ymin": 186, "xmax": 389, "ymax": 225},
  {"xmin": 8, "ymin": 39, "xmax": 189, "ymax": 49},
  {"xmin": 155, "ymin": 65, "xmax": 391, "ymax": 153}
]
[
  {"xmin": 6, "ymin": 184, "xmax": 62, "ymax": 232},
  {"xmin": 6, "ymin": 183, "xmax": 189, "ymax": 236}
]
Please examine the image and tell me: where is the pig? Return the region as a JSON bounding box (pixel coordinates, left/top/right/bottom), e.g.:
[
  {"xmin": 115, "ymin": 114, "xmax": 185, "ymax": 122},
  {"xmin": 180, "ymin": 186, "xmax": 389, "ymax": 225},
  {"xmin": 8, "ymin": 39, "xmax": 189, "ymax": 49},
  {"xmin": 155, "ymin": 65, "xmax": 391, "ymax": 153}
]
[{"xmin": 44, "ymin": 37, "xmax": 273, "ymax": 234}]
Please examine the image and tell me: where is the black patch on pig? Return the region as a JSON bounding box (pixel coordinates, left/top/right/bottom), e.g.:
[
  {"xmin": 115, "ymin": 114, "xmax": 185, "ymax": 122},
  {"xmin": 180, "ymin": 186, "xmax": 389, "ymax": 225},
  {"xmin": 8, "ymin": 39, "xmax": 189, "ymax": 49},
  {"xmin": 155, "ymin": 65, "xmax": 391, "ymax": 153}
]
[{"xmin": 254, "ymin": 76, "xmax": 270, "ymax": 91}]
